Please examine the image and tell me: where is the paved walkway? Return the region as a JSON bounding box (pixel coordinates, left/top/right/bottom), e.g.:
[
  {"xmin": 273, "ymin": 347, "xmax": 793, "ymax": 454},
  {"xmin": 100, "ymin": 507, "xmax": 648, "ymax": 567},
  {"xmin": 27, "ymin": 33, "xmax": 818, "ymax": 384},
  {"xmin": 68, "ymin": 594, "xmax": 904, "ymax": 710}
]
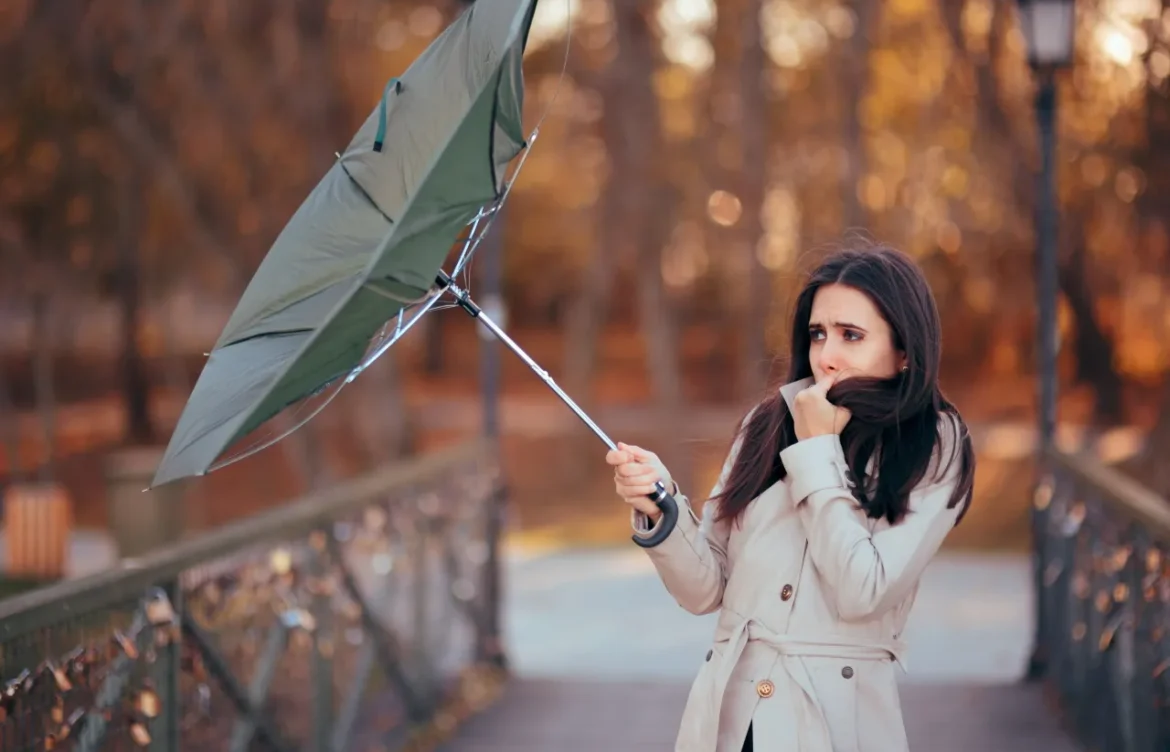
[
  {"xmin": 438, "ymin": 547, "xmax": 1081, "ymax": 751},
  {"xmin": 440, "ymin": 678, "xmax": 1074, "ymax": 752}
]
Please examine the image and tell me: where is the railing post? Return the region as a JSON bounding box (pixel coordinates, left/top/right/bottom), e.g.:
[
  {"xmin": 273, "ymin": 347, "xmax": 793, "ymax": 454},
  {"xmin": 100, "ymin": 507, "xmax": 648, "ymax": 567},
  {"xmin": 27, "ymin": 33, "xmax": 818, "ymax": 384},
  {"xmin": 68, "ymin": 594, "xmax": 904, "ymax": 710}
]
[
  {"xmin": 155, "ymin": 580, "xmax": 182, "ymax": 752},
  {"xmin": 308, "ymin": 529, "xmax": 335, "ymax": 752},
  {"xmin": 148, "ymin": 579, "xmax": 182, "ymax": 752},
  {"xmin": 479, "ymin": 480, "xmax": 508, "ymax": 668},
  {"xmin": 1126, "ymin": 525, "xmax": 1157, "ymax": 752}
]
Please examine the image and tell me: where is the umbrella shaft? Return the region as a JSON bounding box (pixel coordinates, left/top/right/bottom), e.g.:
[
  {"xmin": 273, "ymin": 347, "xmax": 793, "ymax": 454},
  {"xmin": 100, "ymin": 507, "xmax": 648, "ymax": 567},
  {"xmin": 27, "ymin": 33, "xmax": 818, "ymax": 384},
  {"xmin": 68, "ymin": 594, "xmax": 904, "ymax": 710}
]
[{"xmin": 438, "ymin": 274, "xmax": 617, "ymax": 452}]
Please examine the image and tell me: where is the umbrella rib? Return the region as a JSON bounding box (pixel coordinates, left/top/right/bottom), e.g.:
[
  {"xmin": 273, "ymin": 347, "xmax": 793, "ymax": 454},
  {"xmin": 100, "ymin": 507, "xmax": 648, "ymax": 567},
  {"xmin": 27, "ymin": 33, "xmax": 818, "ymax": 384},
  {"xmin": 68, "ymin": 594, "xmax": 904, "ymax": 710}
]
[
  {"xmin": 361, "ymin": 280, "xmax": 433, "ymax": 305},
  {"xmin": 336, "ymin": 161, "xmax": 395, "ymax": 225}
]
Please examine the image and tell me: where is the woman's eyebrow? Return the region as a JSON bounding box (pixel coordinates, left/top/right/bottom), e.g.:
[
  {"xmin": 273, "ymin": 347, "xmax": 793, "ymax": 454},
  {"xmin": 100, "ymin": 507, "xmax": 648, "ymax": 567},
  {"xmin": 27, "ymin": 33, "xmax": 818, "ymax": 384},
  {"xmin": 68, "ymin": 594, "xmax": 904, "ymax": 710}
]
[{"xmin": 832, "ymin": 320, "xmax": 868, "ymax": 333}]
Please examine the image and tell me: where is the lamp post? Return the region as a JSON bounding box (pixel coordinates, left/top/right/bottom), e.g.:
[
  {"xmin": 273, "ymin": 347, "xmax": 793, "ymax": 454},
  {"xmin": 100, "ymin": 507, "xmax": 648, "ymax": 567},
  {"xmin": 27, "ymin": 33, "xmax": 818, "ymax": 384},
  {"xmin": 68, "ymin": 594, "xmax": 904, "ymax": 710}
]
[{"xmin": 1015, "ymin": 0, "xmax": 1076, "ymax": 682}]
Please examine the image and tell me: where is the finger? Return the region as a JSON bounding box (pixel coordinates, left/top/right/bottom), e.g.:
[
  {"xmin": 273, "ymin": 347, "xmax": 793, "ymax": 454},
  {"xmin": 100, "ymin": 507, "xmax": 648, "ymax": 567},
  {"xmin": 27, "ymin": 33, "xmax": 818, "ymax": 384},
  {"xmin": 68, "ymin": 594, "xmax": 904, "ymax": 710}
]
[
  {"xmin": 813, "ymin": 370, "xmax": 843, "ymax": 391},
  {"xmin": 606, "ymin": 450, "xmax": 629, "ymax": 466},
  {"xmin": 808, "ymin": 369, "xmax": 848, "ymax": 398},
  {"xmin": 802, "ymin": 377, "xmax": 830, "ymax": 399},
  {"xmin": 797, "ymin": 383, "xmax": 826, "ymax": 405},
  {"xmin": 617, "ymin": 472, "xmax": 661, "ymax": 488},
  {"xmin": 619, "ymin": 443, "xmax": 657, "ymax": 462},
  {"xmin": 614, "ymin": 473, "xmax": 657, "ymax": 491},
  {"xmin": 615, "ymin": 462, "xmax": 652, "ymax": 479},
  {"xmin": 619, "ymin": 483, "xmax": 660, "ymax": 499},
  {"xmin": 615, "ymin": 473, "xmax": 659, "ymax": 489}
]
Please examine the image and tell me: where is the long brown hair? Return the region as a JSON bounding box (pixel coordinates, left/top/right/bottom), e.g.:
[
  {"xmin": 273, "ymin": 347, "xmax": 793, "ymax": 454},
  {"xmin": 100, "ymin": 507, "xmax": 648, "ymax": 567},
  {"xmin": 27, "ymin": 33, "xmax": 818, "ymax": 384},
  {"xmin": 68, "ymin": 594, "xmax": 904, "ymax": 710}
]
[{"xmin": 712, "ymin": 243, "xmax": 975, "ymax": 527}]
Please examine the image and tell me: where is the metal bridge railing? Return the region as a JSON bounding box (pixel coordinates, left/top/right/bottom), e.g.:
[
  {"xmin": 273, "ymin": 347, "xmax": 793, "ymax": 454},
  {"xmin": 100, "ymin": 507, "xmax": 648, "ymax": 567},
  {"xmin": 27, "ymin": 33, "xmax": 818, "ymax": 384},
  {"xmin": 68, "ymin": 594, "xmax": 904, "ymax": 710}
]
[
  {"xmin": 0, "ymin": 439, "xmax": 506, "ymax": 752},
  {"xmin": 1034, "ymin": 446, "xmax": 1170, "ymax": 751}
]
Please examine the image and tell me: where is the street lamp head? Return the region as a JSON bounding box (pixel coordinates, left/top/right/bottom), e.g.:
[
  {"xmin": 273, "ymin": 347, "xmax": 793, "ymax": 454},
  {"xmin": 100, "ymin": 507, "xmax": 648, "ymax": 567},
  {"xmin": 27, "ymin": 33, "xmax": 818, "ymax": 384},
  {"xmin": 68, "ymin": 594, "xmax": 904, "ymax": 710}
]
[{"xmin": 1015, "ymin": 0, "xmax": 1077, "ymax": 69}]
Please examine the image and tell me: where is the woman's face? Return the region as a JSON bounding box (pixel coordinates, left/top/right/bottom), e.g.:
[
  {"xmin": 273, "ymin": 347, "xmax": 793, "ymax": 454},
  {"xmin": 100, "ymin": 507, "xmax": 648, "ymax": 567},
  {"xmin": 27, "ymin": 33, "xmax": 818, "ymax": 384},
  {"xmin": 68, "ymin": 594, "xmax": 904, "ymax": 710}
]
[{"xmin": 807, "ymin": 283, "xmax": 905, "ymax": 383}]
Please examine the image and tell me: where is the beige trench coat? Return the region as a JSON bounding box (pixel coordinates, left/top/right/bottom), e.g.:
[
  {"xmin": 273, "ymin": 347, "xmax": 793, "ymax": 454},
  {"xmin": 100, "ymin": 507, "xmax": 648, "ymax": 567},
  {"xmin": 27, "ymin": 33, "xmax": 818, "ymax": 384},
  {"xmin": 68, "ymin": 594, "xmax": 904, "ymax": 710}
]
[{"xmin": 632, "ymin": 378, "xmax": 966, "ymax": 752}]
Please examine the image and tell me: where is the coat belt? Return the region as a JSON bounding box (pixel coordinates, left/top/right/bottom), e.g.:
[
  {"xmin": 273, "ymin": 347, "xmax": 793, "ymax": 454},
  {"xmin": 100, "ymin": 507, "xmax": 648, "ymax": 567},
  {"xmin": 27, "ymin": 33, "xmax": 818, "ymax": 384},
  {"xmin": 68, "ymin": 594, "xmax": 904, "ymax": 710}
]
[{"xmin": 705, "ymin": 619, "xmax": 907, "ymax": 752}]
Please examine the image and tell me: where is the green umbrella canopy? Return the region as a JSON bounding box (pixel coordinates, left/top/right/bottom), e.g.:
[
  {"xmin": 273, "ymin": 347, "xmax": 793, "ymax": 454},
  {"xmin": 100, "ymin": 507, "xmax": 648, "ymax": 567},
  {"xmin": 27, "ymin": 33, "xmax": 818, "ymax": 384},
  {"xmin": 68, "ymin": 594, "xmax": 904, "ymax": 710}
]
[{"xmin": 152, "ymin": 0, "xmax": 538, "ymax": 487}]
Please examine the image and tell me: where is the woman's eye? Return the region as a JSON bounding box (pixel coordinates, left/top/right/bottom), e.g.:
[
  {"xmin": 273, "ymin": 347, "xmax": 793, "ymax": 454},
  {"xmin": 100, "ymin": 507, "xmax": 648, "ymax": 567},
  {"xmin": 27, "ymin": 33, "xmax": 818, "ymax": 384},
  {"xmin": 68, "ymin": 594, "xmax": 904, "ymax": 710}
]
[
  {"xmin": 844, "ymin": 329, "xmax": 863, "ymax": 342},
  {"xmin": 809, "ymin": 329, "xmax": 825, "ymax": 341}
]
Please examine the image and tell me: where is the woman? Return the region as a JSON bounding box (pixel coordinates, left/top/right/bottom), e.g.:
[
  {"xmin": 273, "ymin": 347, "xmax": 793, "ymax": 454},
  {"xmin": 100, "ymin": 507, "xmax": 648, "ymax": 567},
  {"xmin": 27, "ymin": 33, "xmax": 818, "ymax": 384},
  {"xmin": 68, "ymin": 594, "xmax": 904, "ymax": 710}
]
[{"xmin": 606, "ymin": 243, "xmax": 976, "ymax": 752}]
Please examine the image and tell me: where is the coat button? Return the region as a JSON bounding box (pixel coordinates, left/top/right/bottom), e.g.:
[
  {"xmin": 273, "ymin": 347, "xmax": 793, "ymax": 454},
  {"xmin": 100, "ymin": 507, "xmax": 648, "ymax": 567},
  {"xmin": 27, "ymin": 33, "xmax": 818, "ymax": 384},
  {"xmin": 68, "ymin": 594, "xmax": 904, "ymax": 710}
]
[
  {"xmin": 841, "ymin": 666, "xmax": 854, "ymax": 679},
  {"xmin": 705, "ymin": 649, "xmax": 713, "ymax": 662},
  {"xmin": 756, "ymin": 679, "xmax": 774, "ymax": 698},
  {"xmin": 780, "ymin": 584, "xmax": 793, "ymax": 601}
]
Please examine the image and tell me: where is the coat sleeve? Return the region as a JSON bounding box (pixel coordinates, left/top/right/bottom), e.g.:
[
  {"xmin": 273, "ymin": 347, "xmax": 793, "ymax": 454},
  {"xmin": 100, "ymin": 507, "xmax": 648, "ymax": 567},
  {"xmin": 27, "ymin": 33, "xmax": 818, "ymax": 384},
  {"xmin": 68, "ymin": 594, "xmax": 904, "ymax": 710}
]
[
  {"xmin": 778, "ymin": 415, "xmax": 967, "ymax": 622},
  {"xmin": 629, "ymin": 430, "xmax": 744, "ymax": 616}
]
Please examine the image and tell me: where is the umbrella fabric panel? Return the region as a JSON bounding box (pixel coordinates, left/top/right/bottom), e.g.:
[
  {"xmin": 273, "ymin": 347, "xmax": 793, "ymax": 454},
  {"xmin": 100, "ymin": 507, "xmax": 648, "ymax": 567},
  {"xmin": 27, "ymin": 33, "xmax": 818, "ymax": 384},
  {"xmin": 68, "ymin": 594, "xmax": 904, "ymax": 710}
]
[
  {"xmin": 213, "ymin": 163, "xmax": 393, "ymax": 349},
  {"xmin": 225, "ymin": 285, "xmax": 410, "ymax": 445},
  {"xmin": 366, "ymin": 69, "xmax": 525, "ymax": 289},
  {"xmin": 221, "ymin": 277, "xmax": 356, "ymax": 350},
  {"xmin": 152, "ymin": 283, "xmax": 414, "ymax": 487},
  {"xmin": 340, "ymin": 0, "xmax": 533, "ymax": 223},
  {"xmin": 151, "ymin": 332, "xmax": 311, "ymax": 486},
  {"xmin": 493, "ymin": 38, "xmax": 528, "ymax": 176}
]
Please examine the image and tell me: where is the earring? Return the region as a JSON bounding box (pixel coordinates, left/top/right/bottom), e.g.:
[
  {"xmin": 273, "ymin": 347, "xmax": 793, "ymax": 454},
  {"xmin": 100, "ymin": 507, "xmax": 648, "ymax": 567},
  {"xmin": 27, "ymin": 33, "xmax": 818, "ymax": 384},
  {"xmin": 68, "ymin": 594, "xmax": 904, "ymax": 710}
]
[{"xmin": 901, "ymin": 365, "xmax": 909, "ymax": 373}]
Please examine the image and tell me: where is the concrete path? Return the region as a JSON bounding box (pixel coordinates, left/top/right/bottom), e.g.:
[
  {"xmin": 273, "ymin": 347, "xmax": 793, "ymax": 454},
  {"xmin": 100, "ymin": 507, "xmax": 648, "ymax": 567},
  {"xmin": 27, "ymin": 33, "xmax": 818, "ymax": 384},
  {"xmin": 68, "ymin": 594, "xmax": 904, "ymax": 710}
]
[
  {"xmin": 439, "ymin": 678, "xmax": 1076, "ymax": 752},
  {"xmin": 438, "ymin": 547, "xmax": 1081, "ymax": 751}
]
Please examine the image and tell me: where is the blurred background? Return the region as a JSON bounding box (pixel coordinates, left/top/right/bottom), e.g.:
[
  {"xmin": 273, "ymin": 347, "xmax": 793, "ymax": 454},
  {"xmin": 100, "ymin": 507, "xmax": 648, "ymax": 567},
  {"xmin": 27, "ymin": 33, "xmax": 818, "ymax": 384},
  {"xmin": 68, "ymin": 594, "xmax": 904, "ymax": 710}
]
[{"xmin": 1, "ymin": 0, "xmax": 1168, "ymax": 566}]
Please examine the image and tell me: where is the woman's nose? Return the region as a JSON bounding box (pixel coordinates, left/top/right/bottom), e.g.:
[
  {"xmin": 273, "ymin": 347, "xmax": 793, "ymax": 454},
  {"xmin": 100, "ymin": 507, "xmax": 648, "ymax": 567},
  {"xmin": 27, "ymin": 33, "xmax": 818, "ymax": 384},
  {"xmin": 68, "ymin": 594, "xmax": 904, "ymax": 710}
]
[{"xmin": 817, "ymin": 346, "xmax": 840, "ymax": 375}]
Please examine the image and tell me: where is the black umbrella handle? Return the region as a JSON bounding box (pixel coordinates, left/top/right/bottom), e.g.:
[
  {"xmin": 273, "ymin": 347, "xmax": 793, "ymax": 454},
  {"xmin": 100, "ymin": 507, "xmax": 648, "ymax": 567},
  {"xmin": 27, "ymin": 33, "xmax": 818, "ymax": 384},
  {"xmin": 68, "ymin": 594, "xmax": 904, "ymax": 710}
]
[{"xmin": 632, "ymin": 480, "xmax": 680, "ymax": 548}]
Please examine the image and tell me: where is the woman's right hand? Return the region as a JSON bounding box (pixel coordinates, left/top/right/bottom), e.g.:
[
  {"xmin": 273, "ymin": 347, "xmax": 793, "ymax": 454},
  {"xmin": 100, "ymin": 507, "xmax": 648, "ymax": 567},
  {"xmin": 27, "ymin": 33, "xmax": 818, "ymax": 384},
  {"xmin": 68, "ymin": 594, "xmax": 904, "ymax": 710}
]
[{"xmin": 605, "ymin": 442, "xmax": 673, "ymax": 520}]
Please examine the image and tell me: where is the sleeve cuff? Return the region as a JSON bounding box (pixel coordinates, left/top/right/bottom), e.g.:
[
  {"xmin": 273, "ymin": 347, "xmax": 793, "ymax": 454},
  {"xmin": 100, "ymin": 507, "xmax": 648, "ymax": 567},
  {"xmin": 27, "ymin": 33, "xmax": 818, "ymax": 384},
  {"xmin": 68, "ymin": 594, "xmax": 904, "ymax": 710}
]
[{"xmin": 778, "ymin": 434, "xmax": 855, "ymax": 503}]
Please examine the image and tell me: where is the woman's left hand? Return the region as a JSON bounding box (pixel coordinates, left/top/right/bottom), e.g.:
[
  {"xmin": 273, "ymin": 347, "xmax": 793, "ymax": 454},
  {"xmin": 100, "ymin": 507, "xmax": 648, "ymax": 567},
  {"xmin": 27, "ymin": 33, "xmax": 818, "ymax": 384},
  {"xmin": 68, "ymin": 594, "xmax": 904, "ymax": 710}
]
[{"xmin": 792, "ymin": 374, "xmax": 852, "ymax": 440}]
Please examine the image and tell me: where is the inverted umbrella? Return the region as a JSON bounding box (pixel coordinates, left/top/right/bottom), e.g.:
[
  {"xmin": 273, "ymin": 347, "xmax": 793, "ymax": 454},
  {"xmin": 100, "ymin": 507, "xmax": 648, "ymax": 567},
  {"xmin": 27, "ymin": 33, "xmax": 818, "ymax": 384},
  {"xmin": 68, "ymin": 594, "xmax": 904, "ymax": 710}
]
[{"xmin": 153, "ymin": 0, "xmax": 678, "ymax": 547}]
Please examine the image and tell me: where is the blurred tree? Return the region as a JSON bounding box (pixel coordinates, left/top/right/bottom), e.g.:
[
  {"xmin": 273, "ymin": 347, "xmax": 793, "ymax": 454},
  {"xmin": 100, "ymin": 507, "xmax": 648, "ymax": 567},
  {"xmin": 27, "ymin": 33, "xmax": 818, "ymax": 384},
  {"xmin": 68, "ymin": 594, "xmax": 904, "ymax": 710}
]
[
  {"xmin": 1, "ymin": 0, "xmax": 425, "ymax": 480},
  {"xmin": 735, "ymin": 0, "xmax": 769, "ymax": 399},
  {"xmin": 5, "ymin": 0, "xmax": 1170, "ymax": 485},
  {"xmin": 562, "ymin": 55, "xmax": 619, "ymax": 406},
  {"xmin": 1127, "ymin": 0, "xmax": 1170, "ymax": 479},
  {"xmin": 840, "ymin": 0, "xmax": 877, "ymax": 232},
  {"xmin": 702, "ymin": 0, "xmax": 770, "ymax": 398},
  {"xmin": 615, "ymin": 0, "xmax": 683, "ymax": 405}
]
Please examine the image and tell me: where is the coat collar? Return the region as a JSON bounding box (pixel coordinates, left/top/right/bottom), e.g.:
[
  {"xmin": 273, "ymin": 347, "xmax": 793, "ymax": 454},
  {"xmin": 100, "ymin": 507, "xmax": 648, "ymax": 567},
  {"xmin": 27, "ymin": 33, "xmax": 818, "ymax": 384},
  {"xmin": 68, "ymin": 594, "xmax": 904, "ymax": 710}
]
[{"xmin": 778, "ymin": 377, "xmax": 814, "ymax": 412}]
